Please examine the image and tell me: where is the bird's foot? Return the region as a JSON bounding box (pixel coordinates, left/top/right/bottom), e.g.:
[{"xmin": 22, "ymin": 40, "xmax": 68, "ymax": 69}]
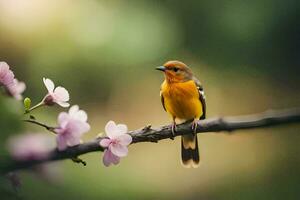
[
  {"xmin": 191, "ymin": 119, "xmax": 198, "ymax": 135},
  {"xmin": 170, "ymin": 122, "xmax": 177, "ymax": 140}
]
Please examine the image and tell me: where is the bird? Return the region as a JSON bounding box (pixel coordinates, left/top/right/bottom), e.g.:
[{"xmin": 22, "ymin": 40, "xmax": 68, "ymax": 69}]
[{"xmin": 156, "ymin": 60, "xmax": 206, "ymax": 168}]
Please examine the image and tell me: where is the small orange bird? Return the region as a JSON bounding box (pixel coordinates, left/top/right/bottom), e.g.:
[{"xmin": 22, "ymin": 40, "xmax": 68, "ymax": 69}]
[{"xmin": 156, "ymin": 60, "xmax": 206, "ymax": 168}]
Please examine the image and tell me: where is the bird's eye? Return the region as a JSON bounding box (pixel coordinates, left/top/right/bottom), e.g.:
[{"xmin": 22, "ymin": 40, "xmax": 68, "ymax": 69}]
[{"xmin": 173, "ymin": 67, "xmax": 179, "ymax": 72}]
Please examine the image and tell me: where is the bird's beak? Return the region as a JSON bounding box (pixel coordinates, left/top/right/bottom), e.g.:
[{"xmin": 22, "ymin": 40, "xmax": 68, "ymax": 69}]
[{"xmin": 155, "ymin": 66, "xmax": 166, "ymax": 72}]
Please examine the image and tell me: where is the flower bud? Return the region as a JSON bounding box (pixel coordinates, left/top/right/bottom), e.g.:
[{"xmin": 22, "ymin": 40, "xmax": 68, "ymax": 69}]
[{"xmin": 24, "ymin": 97, "xmax": 31, "ymax": 111}]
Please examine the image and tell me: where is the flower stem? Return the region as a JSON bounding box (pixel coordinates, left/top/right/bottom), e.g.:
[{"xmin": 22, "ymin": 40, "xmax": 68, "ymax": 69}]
[{"xmin": 25, "ymin": 101, "xmax": 45, "ymax": 114}]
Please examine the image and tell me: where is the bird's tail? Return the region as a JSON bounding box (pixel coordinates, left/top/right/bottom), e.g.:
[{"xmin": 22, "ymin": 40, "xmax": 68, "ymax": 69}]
[{"xmin": 181, "ymin": 134, "xmax": 199, "ymax": 168}]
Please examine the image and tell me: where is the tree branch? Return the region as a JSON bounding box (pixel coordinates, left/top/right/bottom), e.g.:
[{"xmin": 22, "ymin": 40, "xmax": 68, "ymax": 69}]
[{"xmin": 2, "ymin": 108, "xmax": 300, "ymax": 174}]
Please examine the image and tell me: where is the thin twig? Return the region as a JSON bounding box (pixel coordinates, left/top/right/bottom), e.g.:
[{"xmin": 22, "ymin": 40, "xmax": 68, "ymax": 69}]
[
  {"xmin": 2, "ymin": 107, "xmax": 300, "ymax": 174},
  {"xmin": 23, "ymin": 119, "xmax": 57, "ymax": 133}
]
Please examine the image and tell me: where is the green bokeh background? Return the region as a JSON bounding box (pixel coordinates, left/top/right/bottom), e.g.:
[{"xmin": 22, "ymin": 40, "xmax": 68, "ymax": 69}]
[{"xmin": 0, "ymin": 0, "xmax": 300, "ymax": 199}]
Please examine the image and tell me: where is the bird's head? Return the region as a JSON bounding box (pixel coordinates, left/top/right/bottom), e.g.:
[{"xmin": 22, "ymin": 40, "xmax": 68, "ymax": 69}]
[{"xmin": 156, "ymin": 60, "xmax": 193, "ymax": 83}]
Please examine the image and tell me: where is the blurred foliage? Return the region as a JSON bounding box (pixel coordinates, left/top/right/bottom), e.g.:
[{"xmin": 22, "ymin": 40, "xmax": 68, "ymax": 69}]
[
  {"xmin": 161, "ymin": 0, "xmax": 300, "ymax": 70},
  {"xmin": 0, "ymin": 96, "xmax": 22, "ymax": 148},
  {"xmin": 0, "ymin": 0, "xmax": 300, "ymax": 199},
  {"xmin": 0, "ymin": 96, "xmax": 23, "ymax": 199}
]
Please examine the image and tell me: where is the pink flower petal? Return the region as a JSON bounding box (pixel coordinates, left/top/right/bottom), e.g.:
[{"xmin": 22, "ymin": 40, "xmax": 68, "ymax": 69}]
[
  {"xmin": 15, "ymin": 81, "xmax": 26, "ymax": 93},
  {"xmin": 116, "ymin": 124, "xmax": 128, "ymax": 134},
  {"xmin": 74, "ymin": 122, "xmax": 90, "ymax": 135},
  {"xmin": 42, "ymin": 78, "xmax": 70, "ymax": 107},
  {"xmin": 0, "ymin": 62, "xmax": 9, "ymax": 73},
  {"xmin": 69, "ymin": 105, "xmax": 79, "ymax": 115},
  {"xmin": 54, "ymin": 86, "xmax": 69, "ymax": 102},
  {"xmin": 99, "ymin": 138, "xmax": 111, "ymax": 148},
  {"xmin": 110, "ymin": 143, "xmax": 128, "ymax": 157},
  {"xmin": 68, "ymin": 105, "xmax": 88, "ymax": 122},
  {"xmin": 56, "ymin": 101, "xmax": 70, "ymax": 108},
  {"xmin": 55, "ymin": 105, "xmax": 90, "ymax": 150},
  {"xmin": 111, "ymin": 154, "xmax": 120, "ymax": 165},
  {"xmin": 83, "ymin": 122, "xmax": 91, "ymax": 132},
  {"xmin": 43, "ymin": 78, "xmax": 55, "ymax": 93},
  {"xmin": 0, "ymin": 62, "xmax": 15, "ymax": 86},
  {"xmin": 66, "ymin": 105, "xmax": 88, "ymax": 122},
  {"xmin": 66, "ymin": 135, "xmax": 81, "ymax": 146},
  {"xmin": 57, "ymin": 135, "xmax": 67, "ymax": 151},
  {"xmin": 2, "ymin": 71, "xmax": 14, "ymax": 86},
  {"xmin": 117, "ymin": 134, "xmax": 132, "ymax": 146},
  {"xmin": 64, "ymin": 120, "xmax": 86, "ymax": 135},
  {"xmin": 105, "ymin": 121, "xmax": 119, "ymax": 138},
  {"xmin": 55, "ymin": 121, "xmax": 89, "ymax": 149},
  {"xmin": 8, "ymin": 134, "xmax": 51, "ymax": 161},
  {"xmin": 103, "ymin": 149, "xmax": 120, "ymax": 167},
  {"xmin": 58, "ymin": 112, "xmax": 70, "ymax": 126},
  {"xmin": 74, "ymin": 110, "xmax": 88, "ymax": 122},
  {"xmin": 105, "ymin": 121, "xmax": 128, "ymax": 138},
  {"xmin": 6, "ymin": 79, "xmax": 26, "ymax": 100}
]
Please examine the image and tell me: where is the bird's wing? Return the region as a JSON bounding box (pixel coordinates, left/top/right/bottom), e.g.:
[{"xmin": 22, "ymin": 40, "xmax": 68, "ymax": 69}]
[
  {"xmin": 193, "ymin": 77, "xmax": 206, "ymax": 119},
  {"xmin": 160, "ymin": 90, "xmax": 166, "ymax": 111}
]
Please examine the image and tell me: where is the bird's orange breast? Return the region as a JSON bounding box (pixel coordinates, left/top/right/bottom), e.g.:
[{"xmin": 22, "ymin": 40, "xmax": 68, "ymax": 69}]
[{"xmin": 161, "ymin": 80, "xmax": 203, "ymax": 121}]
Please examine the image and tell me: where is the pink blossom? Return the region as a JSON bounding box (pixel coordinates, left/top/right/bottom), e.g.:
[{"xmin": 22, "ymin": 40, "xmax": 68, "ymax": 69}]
[
  {"xmin": 0, "ymin": 62, "xmax": 25, "ymax": 100},
  {"xmin": 102, "ymin": 149, "xmax": 120, "ymax": 166},
  {"xmin": 43, "ymin": 78, "xmax": 70, "ymax": 107},
  {"xmin": 55, "ymin": 105, "xmax": 90, "ymax": 151},
  {"xmin": 7, "ymin": 134, "xmax": 51, "ymax": 161},
  {"xmin": 6, "ymin": 78, "xmax": 26, "ymax": 100},
  {"xmin": 0, "ymin": 62, "xmax": 14, "ymax": 86},
  {"xmin": 100, "ymin": 121, "xmax": 132, "ymax": 167}
]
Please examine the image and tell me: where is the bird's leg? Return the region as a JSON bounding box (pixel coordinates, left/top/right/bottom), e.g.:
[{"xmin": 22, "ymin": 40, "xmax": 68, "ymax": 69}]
[
  {"xmin": 191, "ymin": 119, "xmax": 199, "ymax": 135},
  {"xmin": 170, "ymin": 119, "xmax": 177, "ymax": 140}
]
